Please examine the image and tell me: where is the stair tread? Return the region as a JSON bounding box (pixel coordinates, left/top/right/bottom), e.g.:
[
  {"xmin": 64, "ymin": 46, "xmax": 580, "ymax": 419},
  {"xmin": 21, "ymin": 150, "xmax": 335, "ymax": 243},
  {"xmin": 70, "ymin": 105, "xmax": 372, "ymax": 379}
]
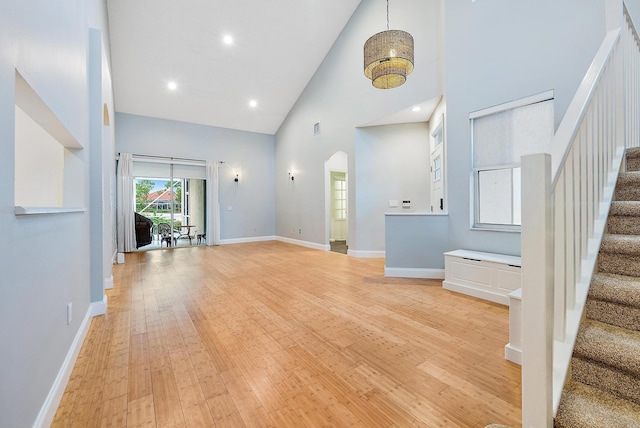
[
  {"xmin": 572, "ymin": 356, "xmax": 640, "ymax": 406},
  {"xmin": 555, "ymin": 380, "xmax": 640, "ymax": 428},
  {"xmin": 590, "ymin": 273, "xmax": 640, "ymax": 308},
  {"xmin": 626, "ymin": 147, "xmax": 640, "ymax": 160},
  {"xmin": 574, "ymin": 319, "xmax": 640, "ymax": 376},
  {"xmin": 587, "ymin": 300, "xmax": 640, "ymax": 332},
  {"xmin": 600, "ymin": 234, "xmax": 640, "ymax": 255},
  {"xmin": 615, "ymin": 172, "xmax": 640, "ymax": 201},
  {"xmin": 610, "ymin": 201, "xmax": 640, "ymax": 216},
  {"xmin": 617, "ymin": 171, "xmax": 640, "ymax": 180}
]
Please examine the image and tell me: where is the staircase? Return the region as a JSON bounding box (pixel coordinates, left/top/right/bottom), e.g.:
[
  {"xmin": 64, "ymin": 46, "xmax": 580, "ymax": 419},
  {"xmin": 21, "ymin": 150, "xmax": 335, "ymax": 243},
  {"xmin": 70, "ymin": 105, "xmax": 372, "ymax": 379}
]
[{"xmin": 555, "ymin": 148, "xmax": 640, "ymax": 427}]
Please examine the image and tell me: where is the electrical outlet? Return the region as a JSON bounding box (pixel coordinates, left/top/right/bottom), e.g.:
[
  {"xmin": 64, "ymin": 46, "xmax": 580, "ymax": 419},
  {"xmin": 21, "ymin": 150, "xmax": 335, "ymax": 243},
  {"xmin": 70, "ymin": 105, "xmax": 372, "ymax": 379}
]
[
  {"xmin": 298, "ymin": 229, "xmax": 302, "ymax": 234},
  {"xmin": 67, "ymin": 302, "xmax": 72, "ymax": 325}
]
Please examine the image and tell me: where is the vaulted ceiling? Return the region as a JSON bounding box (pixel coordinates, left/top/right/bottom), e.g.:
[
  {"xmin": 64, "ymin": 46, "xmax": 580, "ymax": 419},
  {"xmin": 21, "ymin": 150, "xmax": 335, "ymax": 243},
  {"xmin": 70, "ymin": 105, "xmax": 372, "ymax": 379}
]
[{"xmin": 107, "ymin": 0, "xmax": 364, "ymax": 135}]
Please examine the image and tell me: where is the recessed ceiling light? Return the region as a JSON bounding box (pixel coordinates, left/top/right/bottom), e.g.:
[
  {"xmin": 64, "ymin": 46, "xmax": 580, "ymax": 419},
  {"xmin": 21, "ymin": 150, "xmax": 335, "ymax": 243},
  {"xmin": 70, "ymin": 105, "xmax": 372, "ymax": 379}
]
[
  {"xmin": 249, "ymin": 99, "xmax": 258, "ymax": 108},
  {"xmin": 167, "ymin": 81, "xmax": 177, "ymax": 91},
  {"xmin": 223, "ymin": 35, "xmax": 233, "ymax": 45},
  {"xmin": 412, "ymin": 106, "xmax": 421, "ymax": 112}
]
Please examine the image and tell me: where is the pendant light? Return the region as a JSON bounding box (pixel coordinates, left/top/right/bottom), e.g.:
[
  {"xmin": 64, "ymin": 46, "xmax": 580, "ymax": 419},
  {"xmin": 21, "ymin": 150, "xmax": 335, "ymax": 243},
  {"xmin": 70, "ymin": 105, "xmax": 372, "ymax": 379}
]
[{"xmin": 363, "ymin": 0, "xmax": 414, "ymax": 89}]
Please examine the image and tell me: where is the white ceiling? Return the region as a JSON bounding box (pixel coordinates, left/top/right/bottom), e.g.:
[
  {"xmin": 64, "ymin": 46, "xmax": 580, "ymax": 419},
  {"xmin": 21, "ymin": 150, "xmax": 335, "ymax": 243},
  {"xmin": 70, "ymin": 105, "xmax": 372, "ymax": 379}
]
[{"xmin": 106, "ymin": 0, "xmax": 364, "ymax": 135}]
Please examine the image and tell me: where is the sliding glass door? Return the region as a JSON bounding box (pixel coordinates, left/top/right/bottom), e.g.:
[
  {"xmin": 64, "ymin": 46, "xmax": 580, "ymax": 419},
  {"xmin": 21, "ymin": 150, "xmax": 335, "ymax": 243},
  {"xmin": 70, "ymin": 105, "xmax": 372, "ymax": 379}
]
[{"xmin": 133, "ymin": 161, "xmax": 206, "ymax": 250}]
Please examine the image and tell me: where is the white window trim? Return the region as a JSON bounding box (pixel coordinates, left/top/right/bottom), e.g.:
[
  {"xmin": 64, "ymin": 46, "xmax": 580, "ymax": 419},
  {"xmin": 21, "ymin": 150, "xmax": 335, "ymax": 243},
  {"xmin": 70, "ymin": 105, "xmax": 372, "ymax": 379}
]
[{"xmin": 472, "ymin": 164, "xmax": 521, "ymax": 232}]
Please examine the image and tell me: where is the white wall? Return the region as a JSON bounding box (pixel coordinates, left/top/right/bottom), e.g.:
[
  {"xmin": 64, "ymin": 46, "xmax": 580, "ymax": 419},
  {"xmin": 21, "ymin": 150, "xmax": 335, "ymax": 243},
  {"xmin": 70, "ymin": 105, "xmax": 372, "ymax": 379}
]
[
  {"xmin": 275, "ymin": 0, "xmax": 442, "ymax": 252},
  {"xmin": 0, "ymin": 0, "xmax": 112, "ymax": 426},
  {"xmin": 354, "ymin": 123, "xmax": 430, "ymax": 252},
  {"xmin": 114, "ymin": 113, "xmax": 276, "ymax": 240},
  {"xmin": 444, "ymin": 0, "xmax": 607, "ymax": 256},
  {"xmin": 626, "ymin": 1, "xmax": 640, "ymax": 27}
]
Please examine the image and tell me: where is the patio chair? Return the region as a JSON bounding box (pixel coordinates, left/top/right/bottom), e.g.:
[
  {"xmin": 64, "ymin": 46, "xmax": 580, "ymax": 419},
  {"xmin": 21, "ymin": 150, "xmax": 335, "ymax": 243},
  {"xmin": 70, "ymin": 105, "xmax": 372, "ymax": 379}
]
[
  {"xmin": 157, "ymin": 223, "xmax": 174, "ymax": 247},
  {"xmin": 174, "ymin": 225, "xmax": 196, "ymax": 246}
]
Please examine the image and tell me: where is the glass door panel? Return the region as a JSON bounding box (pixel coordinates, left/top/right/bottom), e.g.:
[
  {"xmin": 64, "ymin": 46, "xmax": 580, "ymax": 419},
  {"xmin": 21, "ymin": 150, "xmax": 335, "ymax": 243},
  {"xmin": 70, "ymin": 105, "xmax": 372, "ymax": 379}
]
[{"xmin": 133, "ymin": 174, "xmax": 206, "ymax": 250}]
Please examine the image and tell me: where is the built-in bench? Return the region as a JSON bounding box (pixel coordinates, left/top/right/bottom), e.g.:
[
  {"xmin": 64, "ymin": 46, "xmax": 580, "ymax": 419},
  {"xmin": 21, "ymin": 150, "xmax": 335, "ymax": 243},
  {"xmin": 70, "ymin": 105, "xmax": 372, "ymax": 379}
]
[{"xmin": 443, "ymin": 249, "xmax": 521, "ymax": 305}]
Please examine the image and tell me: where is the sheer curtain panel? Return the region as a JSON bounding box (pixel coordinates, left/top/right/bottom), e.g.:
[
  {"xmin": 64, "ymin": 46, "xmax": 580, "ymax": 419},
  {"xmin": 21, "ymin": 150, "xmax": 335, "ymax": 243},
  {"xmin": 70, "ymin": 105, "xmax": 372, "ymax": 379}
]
[
  {"xmin": 116, "ymin": 153, "xmax": 136, "ymax": 252},
  {"xmin": 206, "ymin": 161, "xmax": 220, "ymax": 245}
]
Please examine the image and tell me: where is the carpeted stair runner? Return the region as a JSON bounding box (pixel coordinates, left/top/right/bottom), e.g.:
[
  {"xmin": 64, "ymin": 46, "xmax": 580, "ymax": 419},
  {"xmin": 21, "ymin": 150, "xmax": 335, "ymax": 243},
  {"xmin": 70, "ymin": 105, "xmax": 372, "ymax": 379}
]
[
  {"xmin": 555, "ymin": 381, "xmax": 640, "ymax": 428},
  {"xmin": 626, "ymin": 146, "xmax": 640, "ymax": 172},
  {"xmin": 586, "ymin": 273, "xmax": 640, "ymax": 331},
  {"xmin": 607, "ymin": 201, "xmax": 640, "ymax": 234},
  {"xmin": 555, "ymin": 147, "xmax": 640, "ymax": 427},
  {"xmin": 613, "ymin": 171, "xmax": 640, "ymax": 201},
  {"xmin": 598, "ymin": 234, "xmax": 640, "ymax": 277}
]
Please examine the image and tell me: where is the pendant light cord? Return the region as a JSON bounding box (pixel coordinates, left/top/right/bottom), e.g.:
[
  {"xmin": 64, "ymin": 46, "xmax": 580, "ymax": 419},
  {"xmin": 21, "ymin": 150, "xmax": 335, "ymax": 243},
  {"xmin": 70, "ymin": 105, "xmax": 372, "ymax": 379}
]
[{"xmin": 386, "ymin": 0, "xmax": 390, "ymax": 30}]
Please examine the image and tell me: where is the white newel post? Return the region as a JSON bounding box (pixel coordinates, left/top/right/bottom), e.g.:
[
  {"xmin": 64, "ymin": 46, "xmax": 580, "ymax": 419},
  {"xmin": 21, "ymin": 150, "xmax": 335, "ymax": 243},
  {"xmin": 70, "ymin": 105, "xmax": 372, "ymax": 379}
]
[{"xmin": 521, "ymin": 153, "xmax": 554, "ymax": 427}]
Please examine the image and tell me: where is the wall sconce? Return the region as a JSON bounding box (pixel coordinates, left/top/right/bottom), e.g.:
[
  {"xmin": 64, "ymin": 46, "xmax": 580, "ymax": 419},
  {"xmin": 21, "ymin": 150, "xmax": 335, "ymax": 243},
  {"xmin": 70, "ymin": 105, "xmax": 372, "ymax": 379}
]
[
  {"xmin": 234, "ymin": 173, "xmax": 239, "ymax": 183},
  {"xmin": 288, "ymin": 170, "xmax": 295, "ymax": 181}
]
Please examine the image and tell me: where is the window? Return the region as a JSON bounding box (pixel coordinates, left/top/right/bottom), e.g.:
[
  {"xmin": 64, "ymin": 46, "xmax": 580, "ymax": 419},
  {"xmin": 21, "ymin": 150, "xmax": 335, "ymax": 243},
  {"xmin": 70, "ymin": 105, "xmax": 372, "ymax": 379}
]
[
  {"xmin": 333, "ymin": 177, "xmax": 346, "ymax": 220},
  {"xmin": 470, "ymin": 91, "xmax": 554, "ymax": 230},
  {"xmin": 476, "ymin": 167, "xmax": 521, "ymax": 225},
  {"xmin": 433, "ymin": 126, "xmax": 443, "ymax": 150},
  {"xmin": 433, "ymin": 155, "xmax": 442, "ymax": 181}
]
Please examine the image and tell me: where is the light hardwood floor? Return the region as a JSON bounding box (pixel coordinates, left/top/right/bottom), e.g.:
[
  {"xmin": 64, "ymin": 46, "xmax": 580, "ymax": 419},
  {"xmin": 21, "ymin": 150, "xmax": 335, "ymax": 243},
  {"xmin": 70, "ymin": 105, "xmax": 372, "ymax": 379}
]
[{"xmin": 52, "ymin": 241, "xmax": 521, "ymax": 427}]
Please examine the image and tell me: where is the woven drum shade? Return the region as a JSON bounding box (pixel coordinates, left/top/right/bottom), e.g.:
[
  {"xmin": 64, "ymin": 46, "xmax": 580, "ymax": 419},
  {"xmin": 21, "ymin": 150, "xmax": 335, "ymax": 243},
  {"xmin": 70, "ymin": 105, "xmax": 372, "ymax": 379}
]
[{"xmin": 364, "ymin": 30, "xmax": 414, "ymax": 89}]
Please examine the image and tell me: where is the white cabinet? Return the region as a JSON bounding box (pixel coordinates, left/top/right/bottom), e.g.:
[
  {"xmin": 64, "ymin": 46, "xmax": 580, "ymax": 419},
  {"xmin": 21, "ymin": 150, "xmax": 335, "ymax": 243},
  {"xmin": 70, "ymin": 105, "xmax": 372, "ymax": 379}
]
[{"xmin": 443, "ymin": 250, "xmax": 521, "ymax": 305}]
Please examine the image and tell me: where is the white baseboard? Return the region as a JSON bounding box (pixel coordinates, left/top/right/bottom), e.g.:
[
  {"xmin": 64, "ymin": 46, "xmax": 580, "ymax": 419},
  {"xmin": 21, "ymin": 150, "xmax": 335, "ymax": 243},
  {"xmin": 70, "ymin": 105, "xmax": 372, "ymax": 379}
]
[
  {"xmin": 219, "ymin": 235, "xmax": 276, "ymax": 245},
  {"xmin": 347, "ymin": 249, "xmax": 385, "ymax": 258},
  {"xmin": 275, "ymin": 236, "xmax": 330, "ymax": 251},
  {"xmin": 442, "ymin": 280, "xmax": 509, "ymax": 305},
  {"xmin": 104, "ymin": 275, "xmax": 113, "ymax": 290},
  {"xmin": 384, "ymin": 267, "xmax": 445, "ymax": 279},
  {"xmin": 505, "ymin": 343, "xmax": 522, "ymax": 365},
  {"xmin": 275, "ymin": 237, "xmax": 386, "ymax": 257},
  {"xmin": 90, "ymin": 294, "xmax": 108, "ymax": 317},
  {"xmin": 33, "ymin": 303, "xmax": 95, "ymax": 428}
]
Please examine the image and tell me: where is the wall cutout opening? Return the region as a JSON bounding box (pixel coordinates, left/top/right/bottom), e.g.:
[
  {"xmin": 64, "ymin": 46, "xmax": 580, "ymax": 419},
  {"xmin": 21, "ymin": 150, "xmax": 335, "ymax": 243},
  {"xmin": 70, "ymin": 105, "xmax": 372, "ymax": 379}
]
[{"xmin": 14, "ymin": 70, "xmax": 84, "ymax": 211}]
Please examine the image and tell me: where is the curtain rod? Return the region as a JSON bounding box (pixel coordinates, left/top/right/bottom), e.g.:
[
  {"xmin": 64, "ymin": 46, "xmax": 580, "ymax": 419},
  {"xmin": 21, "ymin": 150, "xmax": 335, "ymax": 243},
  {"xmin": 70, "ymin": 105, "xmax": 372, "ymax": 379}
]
[{"xmin": 116, "ymin": 153, "xmax": 226, "ymax": 165}]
